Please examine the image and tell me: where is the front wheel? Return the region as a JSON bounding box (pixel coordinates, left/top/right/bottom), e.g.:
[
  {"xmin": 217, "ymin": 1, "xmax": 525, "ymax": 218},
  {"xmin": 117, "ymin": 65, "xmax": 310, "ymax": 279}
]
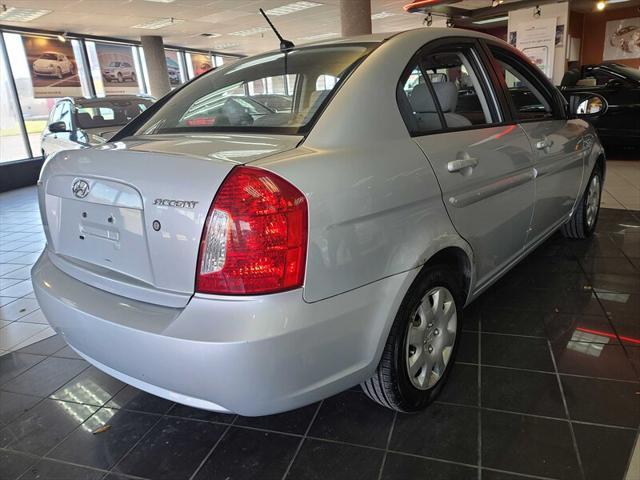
[
  {"xmin": 561, "ymin": 167, "xmax": 602, "ymax": 239},
  {"xmin": 361, "ymin": 265, "xmax": 463, "ymax": 412}
]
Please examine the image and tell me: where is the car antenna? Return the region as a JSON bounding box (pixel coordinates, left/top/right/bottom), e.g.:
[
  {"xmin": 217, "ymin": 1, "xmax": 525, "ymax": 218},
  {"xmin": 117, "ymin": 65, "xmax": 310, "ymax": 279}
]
[{"xmin": 259, "ymin": 8, "xmax": 295, "ymax": 52}]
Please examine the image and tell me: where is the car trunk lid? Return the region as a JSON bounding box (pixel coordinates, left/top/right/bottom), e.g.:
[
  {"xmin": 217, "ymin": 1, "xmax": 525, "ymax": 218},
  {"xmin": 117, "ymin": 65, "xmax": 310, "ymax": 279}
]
[{"xmin": 40, "ymin": 133, "xmax": 301, "ymax": 307}]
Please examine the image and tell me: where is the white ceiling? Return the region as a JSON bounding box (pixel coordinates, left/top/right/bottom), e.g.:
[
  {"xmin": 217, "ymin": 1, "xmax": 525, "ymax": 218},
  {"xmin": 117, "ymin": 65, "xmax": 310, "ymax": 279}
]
[{"xmin": 0, "ymin": 0, "xmax": 634, "ymax": 56}]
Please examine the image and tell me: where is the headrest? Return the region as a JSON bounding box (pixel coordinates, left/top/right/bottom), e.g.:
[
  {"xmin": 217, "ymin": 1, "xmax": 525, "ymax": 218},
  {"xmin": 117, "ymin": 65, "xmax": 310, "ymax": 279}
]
[
  {"xmin": 77, "ymin": 112, "xmax": 92, "ymax": 125},
  {"xmin": 410, "ymin": 81, "xmax": 459, "ymax": 113},
  {"xmin": 561, "ymin": 68, "xmax": 580, "ymax": 87}
]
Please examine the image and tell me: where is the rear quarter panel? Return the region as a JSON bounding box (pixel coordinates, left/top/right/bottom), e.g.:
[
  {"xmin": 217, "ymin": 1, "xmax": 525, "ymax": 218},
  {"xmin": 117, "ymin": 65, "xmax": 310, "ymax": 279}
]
[{"xmin": 254, "ymin": 30, "xmax": 481, "ymax": 303}]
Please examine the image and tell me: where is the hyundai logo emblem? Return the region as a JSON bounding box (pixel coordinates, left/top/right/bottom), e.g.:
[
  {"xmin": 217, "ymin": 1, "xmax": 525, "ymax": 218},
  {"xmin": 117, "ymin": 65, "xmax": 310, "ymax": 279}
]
[{"xmin": 72, "ymin": 179, "xmax": 90, "ymax": 199}]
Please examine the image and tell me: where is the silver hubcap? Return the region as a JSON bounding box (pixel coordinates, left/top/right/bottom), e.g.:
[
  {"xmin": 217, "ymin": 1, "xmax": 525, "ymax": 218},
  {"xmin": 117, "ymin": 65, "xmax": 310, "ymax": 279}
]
[
  {"xmin": 405, "ymin": 287, "xmax": 457, "ymax": 390},
  {"xmin": 585, "ymin": 175, "xmax": 601, "ymax": 229}
]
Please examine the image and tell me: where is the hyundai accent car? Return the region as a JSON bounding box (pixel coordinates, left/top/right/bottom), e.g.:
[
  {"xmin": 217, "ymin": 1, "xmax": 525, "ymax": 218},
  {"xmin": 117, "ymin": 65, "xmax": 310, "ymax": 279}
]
[
  {"xmin": 33, "ymin": 51, "xmax": 75, "ymax": 78},
  {"xmin": 33, "ymin": 29, "xmax": 606, "ymax": 416}
]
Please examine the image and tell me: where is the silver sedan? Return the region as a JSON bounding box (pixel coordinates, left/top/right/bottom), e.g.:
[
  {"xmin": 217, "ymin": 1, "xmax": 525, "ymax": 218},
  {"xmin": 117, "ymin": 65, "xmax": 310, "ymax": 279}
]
[{"xmin": 32, "ymin": 28, "xmax": 605, "ymax": 416}]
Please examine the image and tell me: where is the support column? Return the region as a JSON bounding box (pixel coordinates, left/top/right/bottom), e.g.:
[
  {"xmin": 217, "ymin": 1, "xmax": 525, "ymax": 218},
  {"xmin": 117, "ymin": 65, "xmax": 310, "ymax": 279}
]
[
  {"xmin": 140, "ymin": 35, "xmax": 170, "ymax": 98},
  {"xmin": 340, "ymin": 0, "xmax": 372, "ymax": 37}
]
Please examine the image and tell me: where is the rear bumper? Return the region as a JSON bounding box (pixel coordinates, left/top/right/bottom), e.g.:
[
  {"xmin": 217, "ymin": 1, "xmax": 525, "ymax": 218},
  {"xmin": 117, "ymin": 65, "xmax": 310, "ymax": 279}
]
[{"xmin": 32, "ymin": 250, "xmax": 413, "ymax": 415}]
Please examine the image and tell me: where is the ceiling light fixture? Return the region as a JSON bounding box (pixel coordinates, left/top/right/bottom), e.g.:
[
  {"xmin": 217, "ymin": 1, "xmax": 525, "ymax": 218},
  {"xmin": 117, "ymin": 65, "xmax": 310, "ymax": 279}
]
[
  {"xmin": 264, "ymin": 1, "xmax": 321, "ymax": 16},
  {"xmin": 228, "ymin": 26, "xmax": 271, "ymax": 37},
  {"xmin": 371, "ymin": 11, "xmax": 397, "ymax": 19},
  {"xmin": 0, "ymin": 6, "xmax": 51, "ymax": 22},
  {"xmin": 200, "ymin": 33, "xmax": 222, "ymax": 38},
  {"xmin": 491, "ymin": 0, "xmax": 504, "ymax": 7},
  {"xmin": 473, "ymin": 15, "xmax": 509, "ymax": 24},
  {"xmin": 596, "ymin": 1, "xmax": 607, "ymax": 10},
  {"xmin": 56, "ymin": 32, "xmax": 67, "ymax": 42},
  {"xmin": 299, "ymin": 32, "xmax": 339, "ymax": 40},
  {"xmin": 132, "ymin": 17, "xmax": 184, "ymax": 29},
  {"xmin": 213, "ymin": 42, "xmax": 241, "ymax": 50}
]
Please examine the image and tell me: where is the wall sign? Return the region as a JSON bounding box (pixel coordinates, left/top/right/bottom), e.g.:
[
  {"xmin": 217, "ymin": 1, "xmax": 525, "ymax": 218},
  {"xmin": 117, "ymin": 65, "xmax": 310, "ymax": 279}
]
[
  {"xmin": 22, "ymin": 35, "xmax": 82, "ymax": 98},
  {"xmin": 95, "ymin": 43, "xmax": 140, "ymax": 95},
  {"xmin": 603, "ymin": 17, "xmax": 640, "ymax": 61},
  {"xmin": 512, "ymin": 17, "xmax": 557, "ymax": 79},
  {"xmin": 165, "ymin": 50, "xmax": 182, "ymax": 87}
]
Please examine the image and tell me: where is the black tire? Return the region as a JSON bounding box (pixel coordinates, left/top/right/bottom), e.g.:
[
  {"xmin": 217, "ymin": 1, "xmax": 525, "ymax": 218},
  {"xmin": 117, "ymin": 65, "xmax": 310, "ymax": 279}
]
[
  {"xmin": 361, "ymin": 264, "xmax": 465, "ymax": 412},
  {"xmin": 117, "ymin": 73, "xmax": 123, "ymax": 83},
  {"xmin": 561, "ymin": 166, "xmax": 602, "ymax": 239},
  {"xmin": 131, "ymin": 72, "xmax": 136, "ymax": 83}
]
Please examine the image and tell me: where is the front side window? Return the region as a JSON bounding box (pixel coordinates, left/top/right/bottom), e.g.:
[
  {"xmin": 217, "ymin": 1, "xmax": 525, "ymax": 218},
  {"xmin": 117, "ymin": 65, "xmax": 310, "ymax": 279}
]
[
  {"xmin": 136, "ymin": 44, "xmax": 376, "ymax": 135},
  {"xmin": 490, "ymin": 47, "xmax": 555, "ymax": 122},
  {"xmin": 398, "ymin": 46, "xmax": 496, "ymax": 135}
]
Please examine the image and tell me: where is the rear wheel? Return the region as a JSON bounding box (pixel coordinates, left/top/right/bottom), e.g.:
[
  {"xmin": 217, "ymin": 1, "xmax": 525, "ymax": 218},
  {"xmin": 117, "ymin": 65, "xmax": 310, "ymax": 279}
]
[
  {"xmin": 361, "ymin": 265, "xmax": 463, "ymax": 412},
  {"xmin": 561, "ymin": 167, "xmax": 602, "ymax": 239}
]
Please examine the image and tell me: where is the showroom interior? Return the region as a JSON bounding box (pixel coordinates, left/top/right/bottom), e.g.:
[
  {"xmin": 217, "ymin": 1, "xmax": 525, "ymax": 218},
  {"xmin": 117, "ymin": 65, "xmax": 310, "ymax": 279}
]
[{"xmin": 1, "ymin": 0, "xmax": 639, "ymax": 479}]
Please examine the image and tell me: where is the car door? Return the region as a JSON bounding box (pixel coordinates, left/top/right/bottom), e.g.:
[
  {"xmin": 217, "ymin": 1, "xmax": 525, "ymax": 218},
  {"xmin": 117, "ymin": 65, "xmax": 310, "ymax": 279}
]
[
  {"xmin": 485, "ymin": 44, "xmax": 584, "ymax": 243},
  {"xmin": 399, "ymin": 39, "xmax": 535, "ymax": 289}
]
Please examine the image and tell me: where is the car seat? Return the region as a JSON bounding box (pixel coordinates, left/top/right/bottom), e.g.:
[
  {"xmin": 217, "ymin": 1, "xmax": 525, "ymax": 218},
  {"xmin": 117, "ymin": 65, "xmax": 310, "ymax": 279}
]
[{"xmin": 410, "ymin": 82, "xmax": 471, "ymax": 130}]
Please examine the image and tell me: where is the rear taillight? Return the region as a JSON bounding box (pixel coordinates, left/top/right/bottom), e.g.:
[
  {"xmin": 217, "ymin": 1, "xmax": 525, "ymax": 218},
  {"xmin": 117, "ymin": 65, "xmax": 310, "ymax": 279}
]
[{"xmin": 196, "ymin": 166, "xmax": 308, "ymax": 295}]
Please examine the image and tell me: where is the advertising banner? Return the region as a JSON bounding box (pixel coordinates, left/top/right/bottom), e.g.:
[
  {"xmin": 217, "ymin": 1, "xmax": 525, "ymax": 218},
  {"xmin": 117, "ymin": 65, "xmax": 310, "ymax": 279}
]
[
  {"xmin": 95, "ymin": 43, "xmax": 140, "ymax": 95},
  {"xmin": 603, "ymin": 17, "xmax": 640, "ymax": 60},
  {"xmin": 165, "ymin": 50, "xmax": 182, "ymax": 86},
  {"xmin": 22, "ymin": 35, "xmax": 82, "ymax": 98},
  {"xmin": 514, "ymin": 18, "xmax": 557, "ymax": 79},
  {"xmin": 190, "ymin": 53, "xmax": 213, "ymax": 77}
]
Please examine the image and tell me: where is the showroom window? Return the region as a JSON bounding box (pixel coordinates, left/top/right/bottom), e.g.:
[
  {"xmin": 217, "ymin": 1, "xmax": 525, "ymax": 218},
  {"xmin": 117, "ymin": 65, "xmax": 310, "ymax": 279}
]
[
  {"xmin": 0, "ymin": 36, "xmax": 29, "ymax": 163},
  {"xmin": 2, "ymin": 32, "xmax": 92, "ymax": 158},
  {"xmin": 0, "ymin": 26, "xmax": 242, "ymax": 164}
]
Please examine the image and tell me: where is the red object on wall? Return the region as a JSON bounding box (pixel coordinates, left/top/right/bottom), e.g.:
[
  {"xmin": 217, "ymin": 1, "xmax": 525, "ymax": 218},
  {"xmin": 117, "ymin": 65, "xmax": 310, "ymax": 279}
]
[{"xmin": 403, "ymin": 0, "xmax": 462, "ymax": 13}]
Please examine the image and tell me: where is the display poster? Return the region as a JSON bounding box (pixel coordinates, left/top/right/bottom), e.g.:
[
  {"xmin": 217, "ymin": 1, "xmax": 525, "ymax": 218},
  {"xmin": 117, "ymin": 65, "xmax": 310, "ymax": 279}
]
[
  {"xmin": 603, "ymin": 17, "xmax": 640, "ymax": 60},
  {"xmin": 165, "ymin": 50, "xmax": 182, "ymax": 86},
  {"xmin": 514, "ymin": 18, "xmax": 557, "ymax": 79},
  {"xmin": 22, "ymin": 35, "xmax": 82, "ymax": 98},
  {"xmin": 95, "ymin": 43, "xmax": 140, "ymax": 95},
  {"xmin": 190, "ymin": 53, "xmax": 213, "ymax": 77}
]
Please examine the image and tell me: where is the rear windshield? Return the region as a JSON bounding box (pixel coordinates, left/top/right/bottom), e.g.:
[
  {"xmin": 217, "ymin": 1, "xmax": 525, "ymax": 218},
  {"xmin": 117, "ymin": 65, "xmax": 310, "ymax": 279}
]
[
  {"xmin": 135, "ymin": 44, "xmax": 376, "ymax": 135},
  {"xmin": 76, "ymin": 99, "xmax": 153, "ymax": 129}
]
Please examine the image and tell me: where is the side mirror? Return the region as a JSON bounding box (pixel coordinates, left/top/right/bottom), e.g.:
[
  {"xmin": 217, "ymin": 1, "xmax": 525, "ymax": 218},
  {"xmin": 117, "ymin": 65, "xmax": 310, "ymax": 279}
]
[
  {"xmin": 48, "ymin": 121, "xmax": 69, "ymax": 133},
  {"xmin": 569, "ymin": 93, "xmax": 608, "ymax": 119}
]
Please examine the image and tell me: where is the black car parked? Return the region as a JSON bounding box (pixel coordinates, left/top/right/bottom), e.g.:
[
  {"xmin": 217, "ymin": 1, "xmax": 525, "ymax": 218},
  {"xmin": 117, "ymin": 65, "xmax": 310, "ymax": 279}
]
[{"xmin": 560, "ymin": 63, "xmax": 640, "ymax": 146}]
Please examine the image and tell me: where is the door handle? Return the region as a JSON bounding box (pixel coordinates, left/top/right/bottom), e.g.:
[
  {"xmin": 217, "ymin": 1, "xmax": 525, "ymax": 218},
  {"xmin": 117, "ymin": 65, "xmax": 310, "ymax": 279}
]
[
  {"xmin": 535, "ymin": 138, "xmax": 554, "ymax": 150},
  {"xmin": 447, "ymin": 157, "xmax": 479, "ymax": 173}
]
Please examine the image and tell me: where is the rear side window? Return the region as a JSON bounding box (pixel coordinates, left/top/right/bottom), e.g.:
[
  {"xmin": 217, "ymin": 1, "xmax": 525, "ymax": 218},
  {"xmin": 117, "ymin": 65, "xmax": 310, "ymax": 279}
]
[
  {"xmin": 136, "ymin": 44, "xmax": 376, "ymax": 135},
  {"xmin": 398, "ymin": 46, "xmax": 497, "ymax": 135},
  {"xmin": 489, "ymin": 47, "xmax": 555, "ymax": 122}
]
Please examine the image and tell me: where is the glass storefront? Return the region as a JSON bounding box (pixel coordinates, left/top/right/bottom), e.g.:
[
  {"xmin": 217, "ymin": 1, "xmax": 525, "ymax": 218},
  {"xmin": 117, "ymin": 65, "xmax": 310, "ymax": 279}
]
[{"xmin": 0, "ymin": 27, "xmax": 240, "ymax": 165}]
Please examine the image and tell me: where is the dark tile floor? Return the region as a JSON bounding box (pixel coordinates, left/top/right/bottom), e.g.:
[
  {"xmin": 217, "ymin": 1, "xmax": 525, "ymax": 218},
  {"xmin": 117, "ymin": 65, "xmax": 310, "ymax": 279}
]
[{"xmin": 1, "ymin": 207, "xmax": 639, "ymax": 480}]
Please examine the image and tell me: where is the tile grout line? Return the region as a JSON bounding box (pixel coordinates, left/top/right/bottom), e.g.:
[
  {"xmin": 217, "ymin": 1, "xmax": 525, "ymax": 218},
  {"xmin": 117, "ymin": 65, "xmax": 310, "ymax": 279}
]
[
  {"xmin": 454, "ymin": 361, "xmax": 640, "ymax": 385},
  {"xmin": 477, "ymin": 312, "xmax": 482, "ymax": 479},
  {"xmin": 547, "ymin": 338, "xmax": 586, "ymax": 480},
  {"xmin": 376, "ymin": 410, "xmax": 397, "ymax": 480},
  {"xmin": 187, "ymin": 414, "xmax": 238, "ymax": 480},
  {"xmin": 281, "ymin": 399, "xmax": 324, "ymax": 480}
]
